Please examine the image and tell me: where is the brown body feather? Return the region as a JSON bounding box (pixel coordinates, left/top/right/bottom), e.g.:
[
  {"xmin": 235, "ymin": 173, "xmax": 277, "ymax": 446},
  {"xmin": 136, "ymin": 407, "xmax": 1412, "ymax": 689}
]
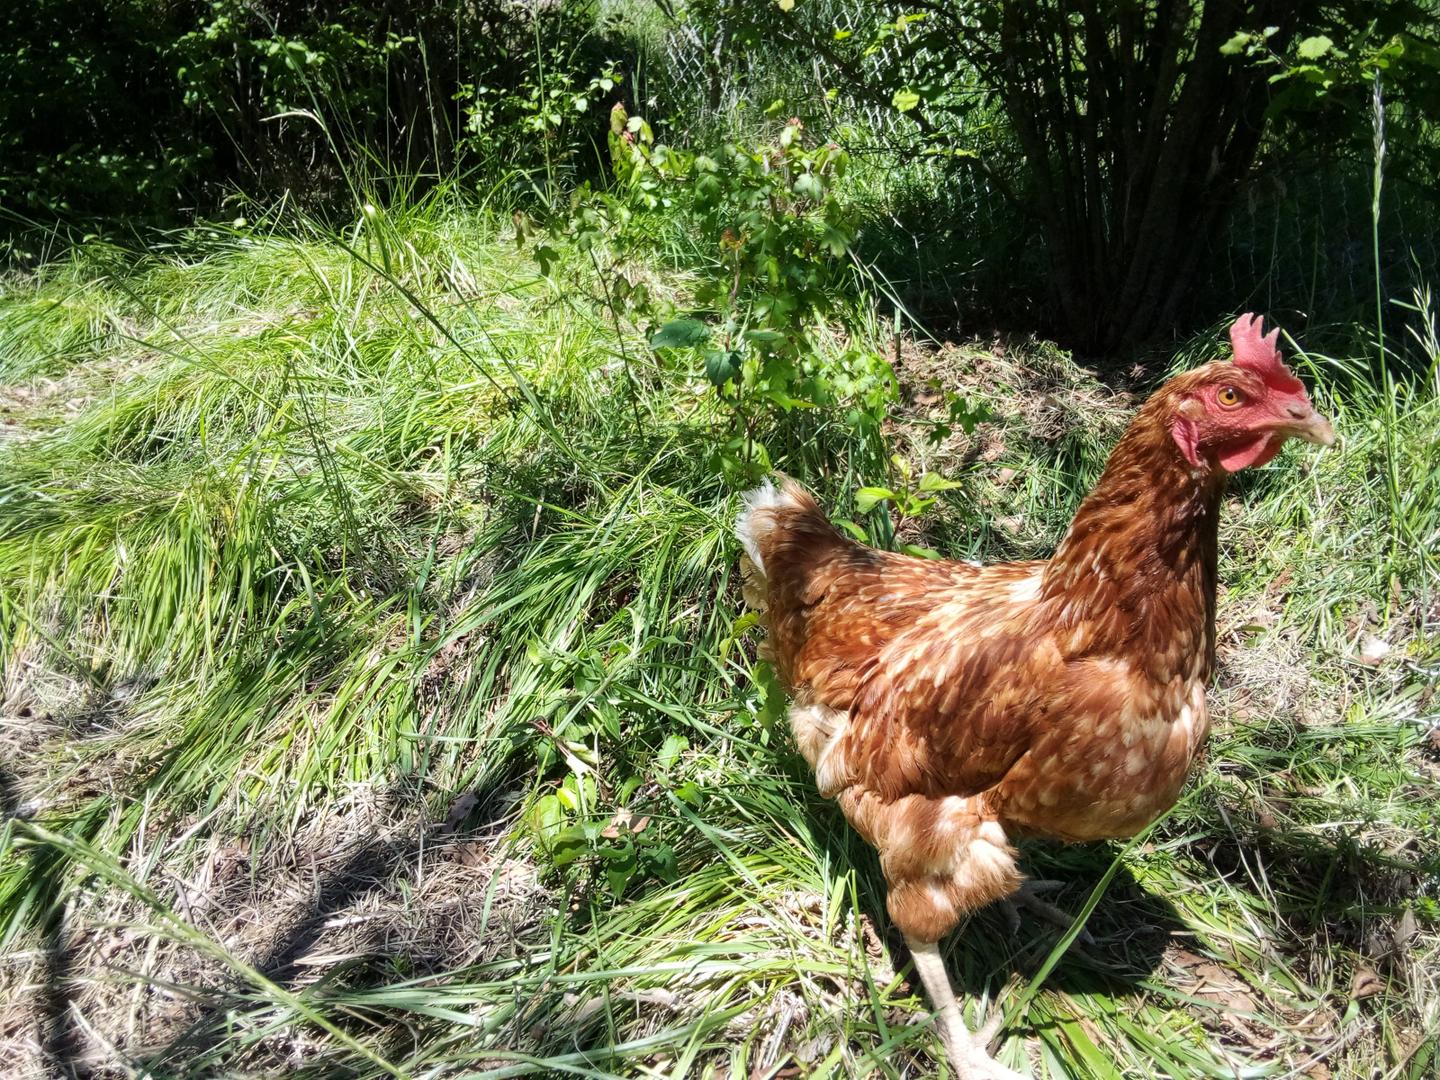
[{"xmin": 739, "ymin": 370, "xmax": 1232, "ymax": 942}]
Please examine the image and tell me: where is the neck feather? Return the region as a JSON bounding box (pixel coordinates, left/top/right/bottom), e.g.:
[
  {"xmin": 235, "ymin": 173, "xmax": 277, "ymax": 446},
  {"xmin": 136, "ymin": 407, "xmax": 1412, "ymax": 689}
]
[{"xmin": 1040, "ymin": 395, "xmax": 1225, "ymax": 677}]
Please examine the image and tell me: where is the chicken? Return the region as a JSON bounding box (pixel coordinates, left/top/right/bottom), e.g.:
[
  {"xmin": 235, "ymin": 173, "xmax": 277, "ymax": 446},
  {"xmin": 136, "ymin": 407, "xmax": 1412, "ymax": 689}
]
[{"xmin": 734, "ymin": 314, "xmax": 1334, "ymax": 1078}]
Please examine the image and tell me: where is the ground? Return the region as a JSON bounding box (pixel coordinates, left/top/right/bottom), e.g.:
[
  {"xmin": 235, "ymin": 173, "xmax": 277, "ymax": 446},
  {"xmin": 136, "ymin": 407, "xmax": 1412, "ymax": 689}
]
[{"xmin": 0, "ymin": 212, "xmax": 1436, "ymax": 1078}]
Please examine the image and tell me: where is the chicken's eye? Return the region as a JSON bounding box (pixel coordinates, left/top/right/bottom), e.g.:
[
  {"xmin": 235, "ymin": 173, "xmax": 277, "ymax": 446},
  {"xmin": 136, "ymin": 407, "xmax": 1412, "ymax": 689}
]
[{"xmin": 1216, "ymin": 386, "xmax": 1244, "ymax": 408}]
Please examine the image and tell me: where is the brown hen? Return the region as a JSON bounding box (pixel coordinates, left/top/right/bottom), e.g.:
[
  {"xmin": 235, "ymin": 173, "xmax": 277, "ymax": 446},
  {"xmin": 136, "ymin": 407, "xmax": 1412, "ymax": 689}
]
[{"xmin": 735, "ymin": 315, "xmax": 1334, "ymax": 1078}]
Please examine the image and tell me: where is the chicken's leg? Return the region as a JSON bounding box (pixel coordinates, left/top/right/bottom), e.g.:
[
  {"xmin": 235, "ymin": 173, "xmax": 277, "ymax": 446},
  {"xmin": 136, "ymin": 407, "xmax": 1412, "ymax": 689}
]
[
  {"xmin": 906, "ymin": 936, "xmax": 1025, "ymax": 1080},
  {"xmin": 999, "ymin": 879, "xmax": 1096, "ymax": 944}
]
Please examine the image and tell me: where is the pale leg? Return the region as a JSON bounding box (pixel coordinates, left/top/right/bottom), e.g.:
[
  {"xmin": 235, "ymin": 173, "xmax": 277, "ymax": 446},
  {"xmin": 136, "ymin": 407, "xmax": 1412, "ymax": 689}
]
[{"xmin": 906, "ymin": 936, "xmax": 1026, "ymax": 1080}]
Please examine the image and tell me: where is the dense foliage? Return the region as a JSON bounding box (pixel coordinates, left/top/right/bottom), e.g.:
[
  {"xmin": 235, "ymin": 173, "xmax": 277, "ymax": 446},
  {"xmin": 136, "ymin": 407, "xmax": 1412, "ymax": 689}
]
[
  {"xmin": 2, "ymin": 0, "xmax": 625, "ymax": 219},
  {"xmin": 681, "ymin": 0, "xmax": 1440, "ymax": 349},
  {"xmin": 6, "ymin": 0, "xmax": 1438, "ymax": 353}
]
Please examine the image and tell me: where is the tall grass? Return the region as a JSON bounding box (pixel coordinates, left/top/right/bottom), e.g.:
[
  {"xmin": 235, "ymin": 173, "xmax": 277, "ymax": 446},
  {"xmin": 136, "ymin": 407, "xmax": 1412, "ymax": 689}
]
[{"xmin": 1, "ymin": 183, "xmax": 1436, "ymax": 1079}]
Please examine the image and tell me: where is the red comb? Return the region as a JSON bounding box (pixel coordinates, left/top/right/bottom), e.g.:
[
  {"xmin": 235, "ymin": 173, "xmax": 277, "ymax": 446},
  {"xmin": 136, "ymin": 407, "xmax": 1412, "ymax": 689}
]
[{"xmin": 1229, "ymin": 313, "xmax": 1304, "ymax": 394}]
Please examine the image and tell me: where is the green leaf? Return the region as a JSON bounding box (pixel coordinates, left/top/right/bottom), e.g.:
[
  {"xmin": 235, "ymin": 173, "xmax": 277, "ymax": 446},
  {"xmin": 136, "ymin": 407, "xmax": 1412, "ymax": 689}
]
[
  {"xmin": 753, "ymin": 662, "xmax": 788, "ymax": 732},
  {"xmin": 646, "ymin": 844, "xmax": 679, "ymax": 883},
  {"xmin": 603, "ymin": 845, "xmax": 639, "ymax": 895},
  {"xmin": 527, "ymin": 792, "xmax": 565, "ymax": 838},
  {"xmin": 900, "ymin": 544, "xmax": 944, "ymax": 560},
  {"xmin": 1220, "ymin": 31, "xmax": 1250, "ymax": 56},
  {"xmin": 650, "ymin": 318, "xmax": 711, "ymax": 349},
  {"xmin": 892, "ymin": 88, "xmax": 921, "ymax": 112},
  {"xmin": 533, "ymin": 244, "xmax": 559, "ymax": 277},
  {"xmin": 703, "ymin": 348, "xmax": 743, "ymax": 386},
  {"xmin": 855, "ymin": 486, "xmax": 895, "ymax": 513},
  {"xmin": 549, "ymin": 826, "xmax": 589, "ymax": 867},
  {"xmin": 1296, "ymin": 35, "xmax": 1333, "ymax": 61},
  {"xmin": 759, "ymin": 386, "xmax": 815, "ymax": 410},
  {"xmin": 657, "ymin": 733, "xmax": 688, "ymax": 777},
  {"xmin": 743, "ymin": 328, "xmax": 785, "ymax": 345},
  {"xmin": 793, "ymin": 172, "xmax": 824, "ymax": 200},
  {"xmin": 918, "ymin": 472, "xmax": 963, "ymax": 493}
]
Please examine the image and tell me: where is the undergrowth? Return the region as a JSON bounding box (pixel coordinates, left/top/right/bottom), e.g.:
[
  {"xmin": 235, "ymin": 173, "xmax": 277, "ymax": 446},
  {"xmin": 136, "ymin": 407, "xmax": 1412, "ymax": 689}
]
[{"xmin": 0, "ymin": 191, "xmax": 1437, "ymax": 1078}]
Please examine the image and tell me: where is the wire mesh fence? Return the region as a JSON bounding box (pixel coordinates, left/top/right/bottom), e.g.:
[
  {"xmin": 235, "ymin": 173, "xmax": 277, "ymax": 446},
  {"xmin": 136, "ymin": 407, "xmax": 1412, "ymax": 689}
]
[
  {"xmin": 637, "ymin": 2, "xmax": 1438, "ymax": 346},
  {"xmin": 650, "ymin": 2, "xmax": 921, "ymax": 140}
]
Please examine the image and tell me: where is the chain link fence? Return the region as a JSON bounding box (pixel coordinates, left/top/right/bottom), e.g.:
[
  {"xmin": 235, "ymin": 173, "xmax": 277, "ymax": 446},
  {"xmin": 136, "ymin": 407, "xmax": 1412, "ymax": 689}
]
[
  {"xmin": 634, "ymin": 2, "xmax": 1438, "ymax": 341},
  {"xmin": 650, "ymin": 3, "xmax": 922, "ymax": 141}
]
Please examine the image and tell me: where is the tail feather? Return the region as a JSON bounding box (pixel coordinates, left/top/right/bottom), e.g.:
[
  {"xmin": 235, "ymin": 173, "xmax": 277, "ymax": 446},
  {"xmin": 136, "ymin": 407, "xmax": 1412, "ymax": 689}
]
[
  {"xmin": 736, "ymin": 479, "xmax": 817, "ymax": 661},
  {"xmin": 739, "ymin": 553, "xmax": 768, "ymax": 612},
  {"xmin": 734, "ymin": 474, "xmax": 844, "ymax": 587},
  {"xmin": 734, "ymin": 476, "xmax": 849, "ymax": 669},
  {"xmin": 734, "ymin": 479, "xmax": 791, "ymax": 577}
]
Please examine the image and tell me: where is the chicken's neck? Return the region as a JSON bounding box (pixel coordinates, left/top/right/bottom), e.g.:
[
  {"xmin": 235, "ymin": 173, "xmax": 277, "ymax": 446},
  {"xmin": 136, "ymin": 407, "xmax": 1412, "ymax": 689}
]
[{"xmin": 1040, "ymin": 408, "xmax": 1225, "ymax": 679}]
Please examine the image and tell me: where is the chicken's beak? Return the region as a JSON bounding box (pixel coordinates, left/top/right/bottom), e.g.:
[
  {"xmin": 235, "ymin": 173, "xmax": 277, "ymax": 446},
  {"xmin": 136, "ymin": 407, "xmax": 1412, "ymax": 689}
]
[{"xmin": 1278, "ymin": 403, "xmax": 1335, "ymax": 446}]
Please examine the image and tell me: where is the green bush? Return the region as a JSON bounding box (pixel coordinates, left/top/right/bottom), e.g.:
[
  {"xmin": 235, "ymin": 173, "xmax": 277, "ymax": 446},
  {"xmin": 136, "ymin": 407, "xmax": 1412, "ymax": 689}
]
[
  {"xmin": 0, "ymin": 0, "xmax": 205, "ymax": 219},
  {"xmin": 1, "ymin": 0, "xmax": 630, "ymax": 225}
]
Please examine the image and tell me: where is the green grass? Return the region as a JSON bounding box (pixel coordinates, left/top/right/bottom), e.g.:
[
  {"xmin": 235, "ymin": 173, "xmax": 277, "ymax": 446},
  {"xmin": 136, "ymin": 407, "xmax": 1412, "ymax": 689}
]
[{"xmin": 1, "ymin": 194, "xmax": 1437, "ymax": 1079}]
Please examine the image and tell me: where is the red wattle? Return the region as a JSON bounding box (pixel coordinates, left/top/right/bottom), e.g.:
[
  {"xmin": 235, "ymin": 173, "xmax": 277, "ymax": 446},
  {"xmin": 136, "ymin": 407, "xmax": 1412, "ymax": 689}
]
[{"xmin": 1216, "ymin": 434, "xmax": 1280, "ymax": 472}]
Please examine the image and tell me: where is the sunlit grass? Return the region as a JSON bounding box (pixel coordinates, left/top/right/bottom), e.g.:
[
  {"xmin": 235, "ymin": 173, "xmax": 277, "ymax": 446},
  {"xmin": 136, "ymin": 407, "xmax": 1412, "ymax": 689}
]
[{"xmin": 0, "ymin": 194, "xmax": 1436, "ymax": 1079}]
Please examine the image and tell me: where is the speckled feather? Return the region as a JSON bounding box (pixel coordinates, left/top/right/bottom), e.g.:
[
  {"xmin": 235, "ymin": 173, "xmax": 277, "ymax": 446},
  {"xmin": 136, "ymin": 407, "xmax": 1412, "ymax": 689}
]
[{"xmin": 739, "ymin": 365, "xmax": 1252, "ymax": 942}]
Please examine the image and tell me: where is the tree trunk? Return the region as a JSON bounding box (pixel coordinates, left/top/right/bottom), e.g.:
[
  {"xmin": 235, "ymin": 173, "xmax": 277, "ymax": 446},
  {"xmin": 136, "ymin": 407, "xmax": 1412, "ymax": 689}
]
[{"xmin": 986, "ymin": 0, "xmax": 1308, "ymax": 354}]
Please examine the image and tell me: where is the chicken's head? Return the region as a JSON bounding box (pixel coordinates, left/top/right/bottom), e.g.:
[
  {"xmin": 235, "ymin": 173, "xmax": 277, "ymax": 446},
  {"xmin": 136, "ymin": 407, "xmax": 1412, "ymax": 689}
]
[{"xmin": 1169, "ymin": 313, "xmax": 1335, "ymax": 473}]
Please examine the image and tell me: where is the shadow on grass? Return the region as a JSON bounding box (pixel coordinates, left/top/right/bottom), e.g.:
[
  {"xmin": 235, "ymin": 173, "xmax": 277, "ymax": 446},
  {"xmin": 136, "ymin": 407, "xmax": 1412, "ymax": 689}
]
[
  {"xmin": 35, "ymin": 914, "xmax": 85, "ymax": 1080},
  {"xmin": 129, "ymin": 779, "xmax": 530, "ymax": 1076},
  {"xmin": 133, "ymin": 828, "xmax": 414, "ymax": 1076},
  {"xmin": 791, "ymin": 768, "xmax": 1184, "ymax": 1011},
  {"xmin": 1196, "ymin": 810, "xmax": 1437, "ymax": 950},
  {"xmin": 3, "ymin": 717, "xmax": 85, "ymax": 1078}
]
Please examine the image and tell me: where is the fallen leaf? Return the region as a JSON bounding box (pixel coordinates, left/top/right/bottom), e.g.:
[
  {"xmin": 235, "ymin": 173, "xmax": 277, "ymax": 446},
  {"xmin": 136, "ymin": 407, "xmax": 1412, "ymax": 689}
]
[
  {"xmin": 1395, "ymin": 908, "xmax": 1418, "ymax": 952},
  {"xmin": 1349, "ymin": 968, "xmax": 1384, "ymax": 999},
  {"xmin": 453, "ymin": 842, "xmax": 488, "ymax": 867},
  {"xmin": 1169, "ymin": 948, "xmax": 1208, "ymax": 969}
]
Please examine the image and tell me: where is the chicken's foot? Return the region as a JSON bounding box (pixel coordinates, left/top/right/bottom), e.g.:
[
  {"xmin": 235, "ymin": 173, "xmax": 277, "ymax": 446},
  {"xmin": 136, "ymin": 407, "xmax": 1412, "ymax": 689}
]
[
  {"xmin": 1000, "ymin": 879, "xmax": 1095, "ymax": 945},
  {"xmin": 906, "ymin": 936, "xmax": 1026, "ymax": 1080}
]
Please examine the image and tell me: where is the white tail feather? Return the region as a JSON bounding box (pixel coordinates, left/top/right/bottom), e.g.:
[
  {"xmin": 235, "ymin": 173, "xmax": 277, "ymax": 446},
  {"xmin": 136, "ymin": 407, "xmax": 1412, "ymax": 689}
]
[{"xmin": 735, "ymin": 479, "xmax": 802, "ymax": 576}]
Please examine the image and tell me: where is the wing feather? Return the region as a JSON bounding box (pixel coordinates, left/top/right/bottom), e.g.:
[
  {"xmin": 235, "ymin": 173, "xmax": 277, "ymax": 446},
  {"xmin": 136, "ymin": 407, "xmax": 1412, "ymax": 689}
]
[{"xmin": 779, "ymin": 551, "xmax": 1052, "ymax": 803}]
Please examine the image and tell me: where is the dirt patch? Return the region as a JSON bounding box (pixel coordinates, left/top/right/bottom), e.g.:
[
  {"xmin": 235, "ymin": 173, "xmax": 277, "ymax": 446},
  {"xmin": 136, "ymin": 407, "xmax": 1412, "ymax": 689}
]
[
  {"xmin": 891, "ymin": 334, "xmax": 1134, "ymax": 446},
  {"xmin": 0, "ymin": 783, "xmax": 549, "ymax": 1078}
]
